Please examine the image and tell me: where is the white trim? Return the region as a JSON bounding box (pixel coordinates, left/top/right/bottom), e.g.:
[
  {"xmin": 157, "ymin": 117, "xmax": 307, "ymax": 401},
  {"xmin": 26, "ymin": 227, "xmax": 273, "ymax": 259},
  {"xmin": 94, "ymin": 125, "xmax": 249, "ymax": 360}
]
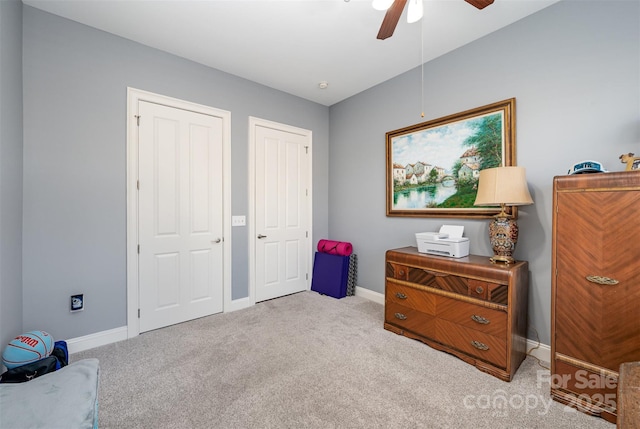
[
  {"xmin": 526, "ymin": 338, "xmax": 551, "ymax": 365},
  {"xmin": 248, "ymin": 118, "xmax": 255, "ymax": 306},
  {"xmin": 126, "ymin": 88, "xmax": 232, "ymax": 339},
  {"xmin": 248, "ymin": 117, "xmax": 313, "ymax": 307},
  {"xmin": 354, "ymin": 285, "xmax": 385, "ymax": 305},
  {"xmin": 225, "ymin": 297, "xmax": 252, "ymax": 313},
  {"xmin": 67, "ymin": 326, "xmax": 128, "ymax": 355}
]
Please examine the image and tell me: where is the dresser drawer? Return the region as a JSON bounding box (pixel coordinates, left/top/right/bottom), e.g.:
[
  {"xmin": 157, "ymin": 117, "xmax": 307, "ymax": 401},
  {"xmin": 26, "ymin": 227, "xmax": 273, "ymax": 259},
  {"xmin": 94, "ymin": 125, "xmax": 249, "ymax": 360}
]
[
  {"xmin": 386, "ymin": 262, "xmax": 508, "ymax": 304},
  {"xmin": 386, "ymin": 262, "xmax": 409, "ymax": 281},
  {"xmin": 468, "ymin": 279, "xmax": 490, "ymax": 299},
  {"xmin": 386, "ymin": 281, "xmax": 436, "ymax": 314},
  {"xmin": 385, "ymin": 302, "xmax": 436, "ymax": 338},
  {"xmin": 467, "ymin": 280, "xmax": 508, "ymax": 305},
  {"xmin": 386, "ymin": 262, "xmax": 468, "ymax": 295},
  {"xmin": 436, "ymin": 319, "xmax": 507, "ymax": 368},
  {"xmin": 436, "ymin": 295, "xmax": 507, "ymax": 338}
]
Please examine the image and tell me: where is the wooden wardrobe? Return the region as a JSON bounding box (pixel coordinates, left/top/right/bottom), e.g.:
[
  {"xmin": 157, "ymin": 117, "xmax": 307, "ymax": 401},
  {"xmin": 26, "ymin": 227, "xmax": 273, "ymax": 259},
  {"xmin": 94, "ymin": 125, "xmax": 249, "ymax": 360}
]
[{"xmin": 551, "ymin": 171, "xmax": 640, "ymax": 424}]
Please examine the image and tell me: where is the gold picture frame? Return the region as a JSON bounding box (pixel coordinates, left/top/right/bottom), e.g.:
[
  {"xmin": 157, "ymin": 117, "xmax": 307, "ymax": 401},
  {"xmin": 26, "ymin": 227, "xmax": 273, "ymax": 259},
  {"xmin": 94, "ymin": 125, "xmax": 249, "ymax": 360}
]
[{"xmin": 386, "ymin": 98, "xmax": 516, "ymax": 218}]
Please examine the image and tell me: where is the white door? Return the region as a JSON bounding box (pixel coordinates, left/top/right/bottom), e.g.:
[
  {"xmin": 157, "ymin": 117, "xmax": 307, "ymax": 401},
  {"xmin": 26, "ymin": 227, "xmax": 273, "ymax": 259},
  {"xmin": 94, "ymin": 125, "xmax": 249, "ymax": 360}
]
[
  {"xmin": 138, "ymin": 101, "xmax": 224, "ymax": 332},
  {"xmin": 253, "ymin": 121, "xmax": 311, "ymax": 302}
]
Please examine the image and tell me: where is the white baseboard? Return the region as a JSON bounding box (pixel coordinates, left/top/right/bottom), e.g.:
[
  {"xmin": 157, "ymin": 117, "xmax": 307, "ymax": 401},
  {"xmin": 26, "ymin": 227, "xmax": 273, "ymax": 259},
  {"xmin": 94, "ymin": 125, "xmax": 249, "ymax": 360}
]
[
  {"xmin": 354, "ymin": 285, "xmax": 551, "ymax": 365},
  {"xmin": 354, "ymin": 285, "xmax": 385, "ymax": 304},
  {"xmin": 67, "ymin": 326, "xmax": 128, "ymax": 355},
  {"xmin": 68, "ymin": 297, "xmax": 253, "ymax": 354},
  {"xmin": 526, "ymin": 338, "xmax": 551, "ymax": 365}
]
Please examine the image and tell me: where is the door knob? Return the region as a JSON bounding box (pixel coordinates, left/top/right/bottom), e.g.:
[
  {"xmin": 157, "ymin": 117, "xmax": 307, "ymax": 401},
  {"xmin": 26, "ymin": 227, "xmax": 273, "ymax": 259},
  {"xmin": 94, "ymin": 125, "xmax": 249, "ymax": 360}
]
[
  {"xmin": 212, "ymin": 238, "xmax": 222, "ymax": 244},
  {"xmin": 257, "ymin": 234, "xmax": 267, "ymax": 239}
]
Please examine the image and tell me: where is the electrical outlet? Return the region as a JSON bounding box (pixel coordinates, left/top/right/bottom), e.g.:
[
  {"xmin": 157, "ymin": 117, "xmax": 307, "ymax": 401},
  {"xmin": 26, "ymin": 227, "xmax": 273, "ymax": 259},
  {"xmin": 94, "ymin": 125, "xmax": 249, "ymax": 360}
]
[
  {"xmin": 71, "ymin": 294, "xmax": 84, "ymax": 312},
  {"xmin": 232, "ymin": 215, "xmax": 246, "ymax": 226}
]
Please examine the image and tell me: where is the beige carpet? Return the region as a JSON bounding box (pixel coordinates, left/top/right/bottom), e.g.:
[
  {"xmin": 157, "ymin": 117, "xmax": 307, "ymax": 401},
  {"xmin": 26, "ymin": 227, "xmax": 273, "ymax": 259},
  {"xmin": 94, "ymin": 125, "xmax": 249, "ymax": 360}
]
[{"xmin": 73, "ymin": 291, "xmax": 613, "ymax": 429}]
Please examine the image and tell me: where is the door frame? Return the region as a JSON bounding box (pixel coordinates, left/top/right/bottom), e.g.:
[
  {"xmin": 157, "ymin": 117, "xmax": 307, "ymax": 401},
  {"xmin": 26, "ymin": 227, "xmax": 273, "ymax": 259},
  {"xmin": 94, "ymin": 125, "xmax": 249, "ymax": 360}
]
[
  {"xmin": 126, "ymin": 88, "xmax": 232, "ymax": 338},
  {"xmin": 248, "ymin": 117, "xmax": 313, "ymax": 306}
]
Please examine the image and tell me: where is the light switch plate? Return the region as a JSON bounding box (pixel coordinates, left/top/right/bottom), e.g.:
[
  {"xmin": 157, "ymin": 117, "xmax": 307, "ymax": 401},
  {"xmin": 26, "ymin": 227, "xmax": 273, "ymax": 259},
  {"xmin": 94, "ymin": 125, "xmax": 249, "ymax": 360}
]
[{"xmin": 232, "ymin": 215, "xmax": 246, "ymax": 226}]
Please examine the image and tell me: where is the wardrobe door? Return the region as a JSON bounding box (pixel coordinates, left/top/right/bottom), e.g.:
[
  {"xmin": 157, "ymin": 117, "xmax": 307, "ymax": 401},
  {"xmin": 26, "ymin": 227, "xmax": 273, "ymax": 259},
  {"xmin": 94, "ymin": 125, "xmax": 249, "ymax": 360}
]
[{"xmin": 555, "ymin": 189, "xmax": 640, "ymax": 370}]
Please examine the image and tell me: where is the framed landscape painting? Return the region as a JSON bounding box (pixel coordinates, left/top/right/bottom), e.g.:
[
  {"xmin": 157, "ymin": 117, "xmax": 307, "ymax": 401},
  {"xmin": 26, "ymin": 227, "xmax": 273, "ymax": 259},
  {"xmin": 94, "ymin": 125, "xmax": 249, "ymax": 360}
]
[{"xmin": 386, "ymin": 98, "xmax": 516, "ymax": 218}]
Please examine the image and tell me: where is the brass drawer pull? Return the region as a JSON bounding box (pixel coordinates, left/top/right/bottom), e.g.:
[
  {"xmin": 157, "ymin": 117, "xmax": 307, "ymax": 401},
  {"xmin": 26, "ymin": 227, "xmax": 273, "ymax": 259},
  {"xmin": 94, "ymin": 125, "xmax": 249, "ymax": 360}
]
[
  {"xmin": 394, "ymin": 312, "xmax": 407, "ymax": 320},
  {"xmin": 471, "ymin": 340, "xmax": 489, "ymax": 351},
  {"xmin": 586, "ymin": 275, "xmax": 619, "ymax": 285},
  {"xmin": 471, "ymin": 314, "xmax": 490, "ymax": 325},
  {"xmin": 395, "ymin": 292, "xmax": 407, "ymax": 299}
]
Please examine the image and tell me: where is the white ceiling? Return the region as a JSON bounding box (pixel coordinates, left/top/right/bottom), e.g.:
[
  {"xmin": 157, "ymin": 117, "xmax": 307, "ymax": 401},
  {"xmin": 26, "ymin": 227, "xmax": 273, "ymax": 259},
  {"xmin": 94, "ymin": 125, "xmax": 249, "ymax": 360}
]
[{"xmin": 22, "ymin": 0, "xmax": 560, "ymax": 106}]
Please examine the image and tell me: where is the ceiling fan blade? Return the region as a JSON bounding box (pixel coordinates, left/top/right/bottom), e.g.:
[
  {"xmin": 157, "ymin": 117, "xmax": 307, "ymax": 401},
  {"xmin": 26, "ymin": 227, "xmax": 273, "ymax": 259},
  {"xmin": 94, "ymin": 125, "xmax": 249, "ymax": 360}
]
[
  {"xmin": 464, "ymin": 0, "xmax": 494, "ymax": 9},
  {"xmin": 376, "ymin": 0, "xmax": 407, "ymax": 40}
]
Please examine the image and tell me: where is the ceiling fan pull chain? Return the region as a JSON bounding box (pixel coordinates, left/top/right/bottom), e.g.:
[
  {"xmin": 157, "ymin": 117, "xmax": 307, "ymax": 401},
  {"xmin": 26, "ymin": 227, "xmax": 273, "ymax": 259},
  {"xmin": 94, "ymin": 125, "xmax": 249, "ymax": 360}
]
[{"xmin": 420, "ymin": 13, "xmax": 425, "ymax": 118}]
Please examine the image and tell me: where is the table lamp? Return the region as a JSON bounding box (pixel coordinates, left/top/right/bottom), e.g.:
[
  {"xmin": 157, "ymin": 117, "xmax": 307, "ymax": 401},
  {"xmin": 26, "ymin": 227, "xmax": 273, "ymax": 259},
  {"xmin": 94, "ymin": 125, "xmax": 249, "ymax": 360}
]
[{"xmin": 474, "ymin": 166, "xmax": 533, "ymax": 264}]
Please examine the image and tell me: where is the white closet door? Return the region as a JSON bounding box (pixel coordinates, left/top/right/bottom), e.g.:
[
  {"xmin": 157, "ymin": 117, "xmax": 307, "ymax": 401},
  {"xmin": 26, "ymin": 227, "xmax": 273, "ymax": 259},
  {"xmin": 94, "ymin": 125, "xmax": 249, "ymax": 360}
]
[
  {"xmin": 254, "ymin": 124, "xmax": 310, "ymax": 302},
  {"xmin": 138, "ymin": 101, "xmax": 223, "ymax": 332}
]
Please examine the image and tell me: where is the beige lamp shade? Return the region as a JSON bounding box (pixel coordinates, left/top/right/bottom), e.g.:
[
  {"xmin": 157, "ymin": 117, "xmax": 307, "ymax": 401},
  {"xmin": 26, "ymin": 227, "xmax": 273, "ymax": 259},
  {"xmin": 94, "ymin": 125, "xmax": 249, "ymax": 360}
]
[{"xmin": 474, "ymin": 166, "xmax": 534, "ymax": 206}]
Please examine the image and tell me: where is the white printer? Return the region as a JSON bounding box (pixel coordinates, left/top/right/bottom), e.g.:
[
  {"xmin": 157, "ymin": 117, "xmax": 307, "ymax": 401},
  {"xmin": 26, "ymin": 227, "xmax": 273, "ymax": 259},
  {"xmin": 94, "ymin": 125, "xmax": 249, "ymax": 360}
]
[{"xmin": 415, "ymin": 225, "xmax": 469, "ymax": 258}]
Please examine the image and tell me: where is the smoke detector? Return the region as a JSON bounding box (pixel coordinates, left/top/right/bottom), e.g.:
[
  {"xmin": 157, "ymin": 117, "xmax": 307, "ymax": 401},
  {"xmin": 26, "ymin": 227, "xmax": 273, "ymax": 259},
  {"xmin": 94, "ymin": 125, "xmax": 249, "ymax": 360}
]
[{"xmin": 318, "ymin": 81, "xmax": 329, "ymax": 90}]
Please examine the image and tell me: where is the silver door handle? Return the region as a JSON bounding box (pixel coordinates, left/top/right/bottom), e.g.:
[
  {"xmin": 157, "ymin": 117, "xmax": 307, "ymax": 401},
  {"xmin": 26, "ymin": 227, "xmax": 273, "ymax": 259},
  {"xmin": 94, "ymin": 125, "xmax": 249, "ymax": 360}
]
[
  {"xmin": 212, "ymin": 238, "xmax": 222, "ymax": 244},
  {"xmin": 257, "ymin": 234, "xmax": 267, "ymax": 239}
]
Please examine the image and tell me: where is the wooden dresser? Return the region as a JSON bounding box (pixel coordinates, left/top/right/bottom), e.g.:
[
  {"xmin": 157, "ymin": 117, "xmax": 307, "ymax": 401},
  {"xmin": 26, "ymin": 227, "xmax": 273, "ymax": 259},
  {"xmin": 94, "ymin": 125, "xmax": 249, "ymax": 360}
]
[
  {"xmin": 384, "ymin": 247, "xmax": 529, "ymax": 381},
  {"xmin": 551, "ymin": 171, "xmax": 640, "ymax": 424}
]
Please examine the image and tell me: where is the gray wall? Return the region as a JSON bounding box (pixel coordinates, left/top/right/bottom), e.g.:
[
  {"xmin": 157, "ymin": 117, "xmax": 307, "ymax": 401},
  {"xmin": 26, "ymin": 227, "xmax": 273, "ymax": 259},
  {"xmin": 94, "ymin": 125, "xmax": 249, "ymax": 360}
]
[
  {"xmin": 328, "ymin": 0, "xmax": 639, "ymax": 345},
  {"xmin": 0, "ymin": 0, "xmax": 24, "ymax": 351},
  {"xmin": 14, "ymin": 1, "xmax": 640, "ymax": 348},
  {"xmin": 21, "ymin": 6, "xmax": 330, "ymax": 340}
]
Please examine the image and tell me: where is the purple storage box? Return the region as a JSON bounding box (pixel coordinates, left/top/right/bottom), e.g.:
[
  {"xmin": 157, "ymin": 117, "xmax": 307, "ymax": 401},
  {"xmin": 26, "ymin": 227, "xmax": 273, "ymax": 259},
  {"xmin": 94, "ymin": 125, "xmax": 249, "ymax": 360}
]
[{"xmin": 311, "ymin": 252, "xmax": 350, "ymax": 299}]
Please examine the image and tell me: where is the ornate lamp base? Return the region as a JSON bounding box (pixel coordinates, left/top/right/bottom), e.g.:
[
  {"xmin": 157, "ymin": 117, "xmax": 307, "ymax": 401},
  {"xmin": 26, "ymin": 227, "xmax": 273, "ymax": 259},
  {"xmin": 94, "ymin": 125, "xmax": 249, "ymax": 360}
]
[
  {"xmin": 490, "ymin": 254, "xmax": 516, "ymax": 264},
  {"xmin": 488, "ymin": 210, "xmax": 519, "ymax": 265}
]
